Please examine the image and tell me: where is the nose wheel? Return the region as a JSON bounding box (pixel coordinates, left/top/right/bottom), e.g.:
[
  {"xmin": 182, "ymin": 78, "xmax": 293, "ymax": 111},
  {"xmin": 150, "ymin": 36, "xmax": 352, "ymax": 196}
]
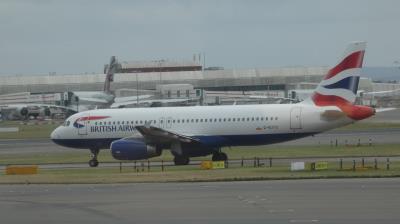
[{"xmin": 89, "ymin": 148, "xmax": 100, "ymax": 167}]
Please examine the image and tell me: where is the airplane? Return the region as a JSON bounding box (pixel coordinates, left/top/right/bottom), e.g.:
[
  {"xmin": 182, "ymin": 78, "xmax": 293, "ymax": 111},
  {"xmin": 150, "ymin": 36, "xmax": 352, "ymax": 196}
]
[
  {"xmin": 0, "ymin": 57, "xmax": 161, "ymax": 120},
  {"xmin": 0, "ymin": 57, "xmax": 118, "ymax": 119},
  {"xmin": 51, "ymin": 41, "xmax": 380, "ymax": 167}
]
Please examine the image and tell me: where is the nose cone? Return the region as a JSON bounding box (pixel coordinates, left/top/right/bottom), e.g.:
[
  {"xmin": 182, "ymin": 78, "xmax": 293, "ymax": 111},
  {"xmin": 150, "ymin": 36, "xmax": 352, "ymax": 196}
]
[
  {"xmin": 50, "ymin": 128, "xmax": 58, "ymax": 139},
  {"xmin": 50, "ymin": 127, "xmax": 62, "ymax": 145}
]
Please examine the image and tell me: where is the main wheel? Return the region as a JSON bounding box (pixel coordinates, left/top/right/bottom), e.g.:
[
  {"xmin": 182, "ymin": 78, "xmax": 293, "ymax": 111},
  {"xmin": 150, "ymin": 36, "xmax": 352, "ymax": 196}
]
[
  {"xmin": 174, "ymin": 155, "xmax": 190, "ymax": 165},
  {"xmin": 219, "ymin": 152, "xmax": 228, "ymax": 161},
  {"xmin": 89, "ymin": 159, "xmax": 99, "ymax": 167},
  {"xmin": 212, "ymin": 152, "xmax": 228, "ymax": 161}
]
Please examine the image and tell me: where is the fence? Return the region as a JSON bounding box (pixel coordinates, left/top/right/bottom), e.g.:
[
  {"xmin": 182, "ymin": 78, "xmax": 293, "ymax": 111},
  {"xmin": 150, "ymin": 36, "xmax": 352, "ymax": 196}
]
[{"xmin": 2, "ymin": 156, "xmax": 394, "ymax": 174}]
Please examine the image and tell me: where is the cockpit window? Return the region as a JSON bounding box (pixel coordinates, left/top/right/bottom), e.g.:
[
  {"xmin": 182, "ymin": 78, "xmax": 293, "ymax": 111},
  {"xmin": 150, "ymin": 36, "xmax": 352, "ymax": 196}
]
[
  {"xmin": 63, "ymin": 120, "xmax": 71, "ymax": 126},
  {"xmin": 66, "ymin": 121, "xmax": 70, "ymax": 126}
]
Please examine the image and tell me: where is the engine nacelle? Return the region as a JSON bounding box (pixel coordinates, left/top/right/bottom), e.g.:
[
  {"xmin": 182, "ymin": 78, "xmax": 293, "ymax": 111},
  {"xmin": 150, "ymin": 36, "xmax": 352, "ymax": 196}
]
[{"xmin": 111, "ymin": 138, "xmax": 160, "ymax": 160}]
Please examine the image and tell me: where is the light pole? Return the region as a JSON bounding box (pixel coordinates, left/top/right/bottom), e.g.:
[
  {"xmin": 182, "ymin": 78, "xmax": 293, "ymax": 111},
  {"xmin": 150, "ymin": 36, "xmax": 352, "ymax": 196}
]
[{"xmin": 136, "ymin": 73, "xmax": 139, "ymax": 107}]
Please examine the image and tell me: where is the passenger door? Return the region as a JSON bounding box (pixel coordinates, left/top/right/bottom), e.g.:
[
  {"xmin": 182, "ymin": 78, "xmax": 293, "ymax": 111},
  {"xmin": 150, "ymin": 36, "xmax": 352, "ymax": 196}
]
[{"xmin": 290, "ymin": 107, "xmax": 302, "ymax": 130}]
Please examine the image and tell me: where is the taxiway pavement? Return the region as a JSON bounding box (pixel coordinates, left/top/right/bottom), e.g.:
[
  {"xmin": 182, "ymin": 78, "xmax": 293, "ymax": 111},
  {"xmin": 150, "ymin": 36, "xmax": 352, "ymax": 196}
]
[{"xmin": 0, "ymin": 178, "xmax": 399, "ymax": 224}]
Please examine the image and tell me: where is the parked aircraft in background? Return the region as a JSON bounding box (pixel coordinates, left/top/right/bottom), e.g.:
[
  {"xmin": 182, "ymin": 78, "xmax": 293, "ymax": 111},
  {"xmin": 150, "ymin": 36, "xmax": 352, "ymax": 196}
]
[{"xmin": 51, "ymin": 42, "xmax": 383, "ymax": 167}]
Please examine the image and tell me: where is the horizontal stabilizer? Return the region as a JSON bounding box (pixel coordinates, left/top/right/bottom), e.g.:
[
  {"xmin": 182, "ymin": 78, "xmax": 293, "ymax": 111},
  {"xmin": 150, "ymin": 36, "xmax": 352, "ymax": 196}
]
[
  {"xmin": 375, "ymin": 108, "xmax": 397, "ymax": 113},
  {"xmin": 320, "ymin": 109, "xmax": 346, "ymax": 120}
]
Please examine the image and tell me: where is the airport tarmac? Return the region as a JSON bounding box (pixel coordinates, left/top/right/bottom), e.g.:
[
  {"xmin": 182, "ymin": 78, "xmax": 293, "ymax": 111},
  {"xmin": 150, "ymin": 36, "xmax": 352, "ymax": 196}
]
[
  {"xmin": 1, "ymin": 128, "xmax": 400, "ymax": 154},
  {"xmin": 0, "ymin": 178, "xmax": 399, "ymax": 224}
]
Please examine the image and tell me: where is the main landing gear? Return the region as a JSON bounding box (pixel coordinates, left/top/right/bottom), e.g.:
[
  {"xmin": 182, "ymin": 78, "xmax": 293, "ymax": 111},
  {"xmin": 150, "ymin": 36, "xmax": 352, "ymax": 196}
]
[
  {"xmin": 174, "ymin": 155, "xmax": 190, "ymax": 166},
  {"xmin": 212, "ymin": 151, "xmax": 228, "ymax": 161},
  {"xmin": 89, "ymin": 148, "xmax": 100, "ymax": 167}
]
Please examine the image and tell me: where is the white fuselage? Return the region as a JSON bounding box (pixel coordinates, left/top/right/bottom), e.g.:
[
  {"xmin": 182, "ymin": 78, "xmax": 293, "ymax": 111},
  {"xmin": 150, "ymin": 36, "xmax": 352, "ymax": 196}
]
[{"xmin": 51, "ymin": 103, "xmax": 352, "ymax": 149}]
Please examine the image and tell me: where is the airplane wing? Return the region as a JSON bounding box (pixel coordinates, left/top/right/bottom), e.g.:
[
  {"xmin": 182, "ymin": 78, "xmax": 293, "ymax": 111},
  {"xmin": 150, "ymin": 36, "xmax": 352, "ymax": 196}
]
[
  {"xmin": 77, "ymin": 97, "xmax": 109, "ymax": 104},
  {"xmin": 114, "ymin": 95, "xmax": 154, "ymax": 103},
  {"xmin": 361, "ymin": 89, "xmax": 400, "ymax": 97},
  {"xmin": 110, "ymin": 98, "xmax": 190, "ymax": 108},
  {"xmin": 135, "ymin": 125, "xmax": 199, "ymax": 145}
]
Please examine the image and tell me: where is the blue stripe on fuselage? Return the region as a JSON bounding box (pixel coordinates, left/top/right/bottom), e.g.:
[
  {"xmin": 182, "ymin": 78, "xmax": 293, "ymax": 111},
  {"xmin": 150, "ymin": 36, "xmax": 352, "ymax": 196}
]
[{"xmin": 52, "ymin": 133, "xmax": 317, "ymax": 149}]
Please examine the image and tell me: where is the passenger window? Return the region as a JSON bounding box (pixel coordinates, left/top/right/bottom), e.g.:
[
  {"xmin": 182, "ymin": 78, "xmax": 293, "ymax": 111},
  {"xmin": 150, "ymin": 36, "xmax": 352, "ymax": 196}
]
[
  {"xmin": 228, "ymin": 118, "xmax": 231, "ymax": 122},
  {"xmin": 256, "ymin": 117, "xmax": 259, "ymax": 121},
  {"xmin": 275, "ymin": 117, "xmax": 278, "ymax": 120},
  {"xmin": 261, "ymin": 117, "xmax": 264, "ymax": 121},
  {"xmin": 232, "ymin": 118, "xmax": 235, "ymax": 122},
  {"xmin": 251, "ymin": 117, "xmax": 254, "ymax": 121},
  {"xmin": 214, "ymin": 118, "xmax": 217, "ymax": 122},
  {"xmin": 223, "ymin": 118, "xmax": 226, "ymax": 122},
  {"xmin": 266, "ymin": 117, "xmax": 268, "ymax": 121},
  {"xmin": 247, "ymin": 118, "xmax": 250, "ymax": 121},
  {"xmin": 196, "ymin": 119, "xmax": 199, "ymax": 122},
  {"xmin": 219, "ymin": 118, "xmax": 222, "ymax": 122}
]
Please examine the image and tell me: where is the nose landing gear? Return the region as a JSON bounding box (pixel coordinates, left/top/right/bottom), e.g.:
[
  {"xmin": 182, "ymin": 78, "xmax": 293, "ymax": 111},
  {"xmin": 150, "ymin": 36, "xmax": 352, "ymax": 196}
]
[{"xmin": 89, "ymin": 148, "xmax": 100, "ymax": 167}]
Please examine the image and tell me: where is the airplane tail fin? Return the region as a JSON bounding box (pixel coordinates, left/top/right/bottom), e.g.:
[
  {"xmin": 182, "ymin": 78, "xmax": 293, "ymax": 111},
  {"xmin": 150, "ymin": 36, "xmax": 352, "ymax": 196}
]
[
  {"xmin": 305, "ymin": 41, "xmax": 375, "ymax": 120},
  {"xmin": 103, "ymin": 56, "xmax": 118, "ymax": 93}
]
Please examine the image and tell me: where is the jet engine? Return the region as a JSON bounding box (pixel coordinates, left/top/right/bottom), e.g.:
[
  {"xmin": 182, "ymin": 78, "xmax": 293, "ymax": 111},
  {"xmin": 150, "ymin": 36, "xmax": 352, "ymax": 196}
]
[{"xmin": 111, "ymin": 138, "xmax": 161, "ymax": 160}]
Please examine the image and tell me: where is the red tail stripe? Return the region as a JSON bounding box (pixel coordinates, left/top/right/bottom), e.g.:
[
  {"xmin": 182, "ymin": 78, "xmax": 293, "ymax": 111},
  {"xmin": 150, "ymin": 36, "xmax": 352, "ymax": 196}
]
[
  {"xmin": 312, "ymin": 93, "xmax": 374, "ymax": 120},
  {"xmin": 324, "ymin": 51, "xmax": 365, "ymax": 80}
]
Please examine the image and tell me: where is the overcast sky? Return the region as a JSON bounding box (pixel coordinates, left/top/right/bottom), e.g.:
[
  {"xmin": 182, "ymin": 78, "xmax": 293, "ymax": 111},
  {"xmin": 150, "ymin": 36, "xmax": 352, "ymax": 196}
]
[{"xmin": 0, "ymin": 0, "xmax": 399, "ymax": 75}]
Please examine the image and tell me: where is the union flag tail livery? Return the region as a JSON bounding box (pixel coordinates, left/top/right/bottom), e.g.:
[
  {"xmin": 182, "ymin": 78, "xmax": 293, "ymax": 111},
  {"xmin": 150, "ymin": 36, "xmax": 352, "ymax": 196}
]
[
  {"xmin": 308, "ymin": 41, "xmax": 375, "ymax": 120},
  {"xmin": 51, "ymin": 41, "xmax": 380, "ymax": 167}
]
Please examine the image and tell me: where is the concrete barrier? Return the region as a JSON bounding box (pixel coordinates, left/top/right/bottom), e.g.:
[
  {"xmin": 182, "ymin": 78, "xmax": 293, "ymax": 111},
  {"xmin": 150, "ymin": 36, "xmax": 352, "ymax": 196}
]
[{"xmin": 5, "ymin": 165, "xmax": 38, "ymax": 175}]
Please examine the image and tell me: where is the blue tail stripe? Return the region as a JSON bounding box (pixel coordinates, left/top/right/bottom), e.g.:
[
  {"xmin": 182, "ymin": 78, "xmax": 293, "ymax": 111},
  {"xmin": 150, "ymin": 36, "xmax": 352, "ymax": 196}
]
[{"xmin": 323, "ymin": 76, "xmax": 359, "ymax": 94}]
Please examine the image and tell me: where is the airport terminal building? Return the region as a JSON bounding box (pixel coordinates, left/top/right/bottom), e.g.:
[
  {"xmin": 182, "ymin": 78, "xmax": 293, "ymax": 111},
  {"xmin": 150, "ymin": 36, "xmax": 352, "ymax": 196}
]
[
  {"xmin": 1, "ymin": 61, "xmax": 399, "ymax": 108},
  {"xmin": 0, "ymin": 66, "xmax": 329, "ymax": 95}
]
